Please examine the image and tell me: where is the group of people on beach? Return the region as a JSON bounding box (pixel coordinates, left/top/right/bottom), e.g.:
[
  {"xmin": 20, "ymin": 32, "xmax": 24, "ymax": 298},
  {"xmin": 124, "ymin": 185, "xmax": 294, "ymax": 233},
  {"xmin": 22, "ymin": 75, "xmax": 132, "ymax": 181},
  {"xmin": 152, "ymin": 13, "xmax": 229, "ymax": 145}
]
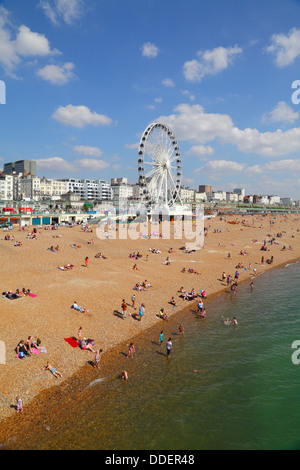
[{"xmin": 2, "ymin": 288, "xmax": 32, "ymax": 299}]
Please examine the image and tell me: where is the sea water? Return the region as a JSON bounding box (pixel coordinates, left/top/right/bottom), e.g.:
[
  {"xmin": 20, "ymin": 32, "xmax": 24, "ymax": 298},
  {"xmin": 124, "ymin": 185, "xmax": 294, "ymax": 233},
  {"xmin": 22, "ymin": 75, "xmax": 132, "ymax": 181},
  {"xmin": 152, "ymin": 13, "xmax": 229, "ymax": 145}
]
[{"xmin": 8, "ymin": 261, "xmax": 300, "ymax": 450}]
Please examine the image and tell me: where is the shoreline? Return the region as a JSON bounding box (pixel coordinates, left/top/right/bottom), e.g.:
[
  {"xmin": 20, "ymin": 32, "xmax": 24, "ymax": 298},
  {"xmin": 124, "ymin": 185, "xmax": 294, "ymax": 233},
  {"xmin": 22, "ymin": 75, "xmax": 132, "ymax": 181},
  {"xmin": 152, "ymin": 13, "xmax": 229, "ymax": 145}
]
[
  {"xmin": 0, "ymin": 214, "xmax": 299, "ymax": 446},
  {"xmin": 0, "ymin": 254, "xmax": 299, "ymax": 448}
]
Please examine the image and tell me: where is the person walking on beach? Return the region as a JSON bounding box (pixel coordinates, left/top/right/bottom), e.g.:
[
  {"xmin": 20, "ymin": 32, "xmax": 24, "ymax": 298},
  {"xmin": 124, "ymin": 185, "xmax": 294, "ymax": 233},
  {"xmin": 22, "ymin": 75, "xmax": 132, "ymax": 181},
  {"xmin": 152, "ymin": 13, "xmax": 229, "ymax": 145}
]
[
  {"xmin": 127, "ymin": 342, "xmax": 135, "ymax": 359},
  {"xmin": 138, "ymin": 303, "xmax": 145, "ymax": 321},
  {"xmin": 85, "ymin": 256, "xmax": 89, "ymax": 268},
  {"xmin": 121, "ymin": 299, "xmax": 127, "ymax": 319},
  {"xmin": 196, "ymin": 299, "xmax": 203, "ymax": 314},
  {"xmin": 131, "ymin": 294, "xmax": 136, "ymax": 309},
  {"xmin": 178, "ymin": 324, "xmax": 184, "ymax": 336},
  {"xmin": 16, "ymin": 396, "xmax": 23, "ymax": 412},
  {"xmin": 93, "ymin": 349, "xmax": 103, "ymax": 369},
  {"xmin": 159, "ymin": 330, "xmax": 164, "ymax": 346},
  {"xmin": 166, "ymin": 338, "xmax": 172, "ymax": 358}
]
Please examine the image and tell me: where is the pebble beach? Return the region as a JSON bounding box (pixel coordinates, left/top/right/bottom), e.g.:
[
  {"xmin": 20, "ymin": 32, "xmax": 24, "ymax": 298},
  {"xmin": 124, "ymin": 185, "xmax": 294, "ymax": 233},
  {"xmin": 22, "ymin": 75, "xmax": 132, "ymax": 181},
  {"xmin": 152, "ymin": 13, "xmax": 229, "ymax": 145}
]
[{"xmin": 0, "ymin": 212, "xmax": 299, "ymax": 434}]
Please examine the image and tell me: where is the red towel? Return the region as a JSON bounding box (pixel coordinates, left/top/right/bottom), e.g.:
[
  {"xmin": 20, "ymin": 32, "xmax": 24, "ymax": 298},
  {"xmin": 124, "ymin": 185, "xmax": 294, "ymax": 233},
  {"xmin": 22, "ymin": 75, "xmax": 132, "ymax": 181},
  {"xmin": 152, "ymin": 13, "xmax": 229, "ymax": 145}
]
[{"xmin": 64, "ymin": 337, "xmax": 79, "ymax": 348}]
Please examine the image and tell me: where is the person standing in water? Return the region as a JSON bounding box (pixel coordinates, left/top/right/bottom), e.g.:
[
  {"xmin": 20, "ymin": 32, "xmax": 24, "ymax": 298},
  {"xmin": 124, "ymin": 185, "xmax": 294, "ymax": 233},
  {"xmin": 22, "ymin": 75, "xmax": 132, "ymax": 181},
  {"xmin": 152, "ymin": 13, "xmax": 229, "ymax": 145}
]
[
  {"xmin": 178, "ymin": 324, "xmax": 184, "ymax": 336},
  {"xmin": 166, "ymin": 338, "xmax": 172, "ymax": 358},
  {"xmin": 159, "ymin": 330, "xmax": 164, "ymax": 346}
]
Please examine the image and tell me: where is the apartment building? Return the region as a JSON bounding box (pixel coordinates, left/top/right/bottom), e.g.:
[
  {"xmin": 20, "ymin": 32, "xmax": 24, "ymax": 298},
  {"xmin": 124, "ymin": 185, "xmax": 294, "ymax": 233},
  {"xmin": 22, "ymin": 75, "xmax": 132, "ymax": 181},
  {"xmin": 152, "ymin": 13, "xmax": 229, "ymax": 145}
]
[{"xmin": 0, "ymin": 174, "xmax": 13, "ymax": 200}]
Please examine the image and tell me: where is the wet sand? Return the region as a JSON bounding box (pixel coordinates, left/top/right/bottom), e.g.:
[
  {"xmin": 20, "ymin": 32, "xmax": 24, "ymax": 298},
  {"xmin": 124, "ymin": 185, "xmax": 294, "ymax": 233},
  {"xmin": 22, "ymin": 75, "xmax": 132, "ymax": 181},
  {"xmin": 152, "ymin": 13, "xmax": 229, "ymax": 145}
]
[{"xmin": 0, "ymin": 213, "xmax": 299, "ymax": 442}]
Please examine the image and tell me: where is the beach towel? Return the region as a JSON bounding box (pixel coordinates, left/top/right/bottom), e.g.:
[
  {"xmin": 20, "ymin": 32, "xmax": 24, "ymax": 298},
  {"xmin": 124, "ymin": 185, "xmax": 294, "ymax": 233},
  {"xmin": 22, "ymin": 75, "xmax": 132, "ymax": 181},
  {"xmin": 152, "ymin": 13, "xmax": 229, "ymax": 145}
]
[
  {"xmin": 31, "ymin": 348, "xmax": 40, "ymax": 354},
  {"xmin": 28, "ymin": 293, "xmax": 37, "ymax": 298},
  {"xmin": 64, "ymin": 337, "xmax": 79, "ymax": 348}
]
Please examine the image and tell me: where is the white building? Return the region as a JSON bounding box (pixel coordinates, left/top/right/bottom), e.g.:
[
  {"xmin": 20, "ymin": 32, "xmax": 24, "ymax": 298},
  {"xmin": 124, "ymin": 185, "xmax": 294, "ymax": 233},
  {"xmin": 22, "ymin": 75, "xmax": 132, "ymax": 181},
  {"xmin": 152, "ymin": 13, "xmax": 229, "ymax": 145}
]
[
  {"xmin": 180, "ymin": 187, "xmax": 195, "ymax": 202},
  {"xmin": 18, "ymin": 175, "xmax": 41, "ymax": 200},
  {"xmin": 112, "ymin": 184, "xmax": 133, "ymax": 201},
  {"xmin": 207, "ymin": 191, "xmax": 226, "ymax": 202},
  {"xmin": 39, "ymin": 178, "xmax": 69, "ymax": 199},
  {"xmin": 268, "ymin": 195, "xmax": 281, "ymax": 205},
  {"xmin": 194, "ymin": 192, "xmax": 207, "ymax": 203},
  {"xmin": 260, "ymin": 195, "xmax": 270, "ymax": 205},
  {"xmin": 226, "ymin": 192, "xmax": 239, "ymax": 203},
  {"xmin": 0, "ymin": 174, "xmax": 13, "ymax": 200},
  {"xmin": 59, "ymin": 178, "xmax": 112, "ymax": 201},
  {"xmin": 96, "ymin": 180, "xmax": 113, "ymax": 201}
]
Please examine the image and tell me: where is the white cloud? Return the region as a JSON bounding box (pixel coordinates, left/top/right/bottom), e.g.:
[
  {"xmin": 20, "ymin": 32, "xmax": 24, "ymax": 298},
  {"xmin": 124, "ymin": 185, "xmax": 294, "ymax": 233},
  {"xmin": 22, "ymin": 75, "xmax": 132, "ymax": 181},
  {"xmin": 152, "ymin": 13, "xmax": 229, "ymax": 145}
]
[
  {"xmin": 52, "ymin": 104, "xmax": 113, "ymax": 128},
  {"xmin": 14, "ymin": 25, "xmax": 59, "ymax": 57},
  {"xmin": 37, "ymin": 62, "xmax": 75, "ymax": 85},
  {"xmin": 125, "ymin": 143, "xmax": 139, "ymax": 150},
  {"xmin": 186, "ymin": 145, "xmax": 214, "ymax": 157},
  {"xmin": 227, "ymin": 126, "xmax": 300, "ymax": 156},
  {"xmin": 263, "ymin": 159, "xmax": 300, "ymax": 173},
  {"xmin": 34, "ymin": 155, "xmax": 110, "ymax": 174},
  {"xmin": 141, "ymin": 42, "xmax": 159, "ymax": 58},
  {"xmin": 196, "ymin": 160, "xmax": 246, "ymax": 174},
  {"xmin": 156, "ymin": 103, "xmax": 300, "ymax": 157},
  {"xmin": 183, "ymin": 45, "xmax": 242, "ymax": 82},
  {"xmin": 38, "ymin": 0, "xmax": 85, "ymax": 25},
  {"xmin": 266, "ymin": 28, "xmax": 300, "ymax": 67},
  {"xmin": 73, "ymin": 145, "xmax": 103, "ymax": 158},
  {"xmin": 77, "ymin": 158, "xmax": 110, "ymax": 171},
  {"xmin": 262, "ymin": 101, "xmax": 299, "ymax": 124},
  {"xmin": 157, "ymin": 103, "xmax": 233, "ymax": 144},
  {"xmin": 35, "ymin": 156, "xmax": 75, "ymax": 173},
  {"xmin": 181, "ymin": 90, "xmax": 195, "ymax": 101},
  {"xmin": 0, "ymin": 7, "xmax": 60, "ymax": 76},
  {"xmin": 162, "ymin": 78, "xmax": 175, "ymax": 87}
]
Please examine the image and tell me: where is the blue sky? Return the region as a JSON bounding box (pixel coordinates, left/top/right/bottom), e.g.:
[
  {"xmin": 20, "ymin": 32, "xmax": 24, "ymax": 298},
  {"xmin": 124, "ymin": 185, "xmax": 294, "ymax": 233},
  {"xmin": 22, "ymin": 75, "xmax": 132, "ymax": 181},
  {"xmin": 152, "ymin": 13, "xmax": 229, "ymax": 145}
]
[{"xmin": 0, "ymin": 0, "xmax": 300, "ymax": 198}]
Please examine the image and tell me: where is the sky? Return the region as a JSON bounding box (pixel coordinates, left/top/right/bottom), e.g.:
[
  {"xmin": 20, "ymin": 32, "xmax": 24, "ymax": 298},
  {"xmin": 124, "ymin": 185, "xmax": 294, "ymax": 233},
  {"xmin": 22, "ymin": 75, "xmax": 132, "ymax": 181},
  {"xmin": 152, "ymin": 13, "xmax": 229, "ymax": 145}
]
[{"xmin": 0, "ymin": 0, "xmax": 300, "ymax": 199}]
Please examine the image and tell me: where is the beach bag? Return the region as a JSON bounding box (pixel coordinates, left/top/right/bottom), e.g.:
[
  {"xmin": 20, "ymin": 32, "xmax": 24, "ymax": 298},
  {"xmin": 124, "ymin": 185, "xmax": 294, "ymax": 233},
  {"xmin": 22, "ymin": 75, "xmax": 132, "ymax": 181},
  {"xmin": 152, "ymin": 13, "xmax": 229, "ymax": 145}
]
[
  {"xmin": 37, "ymin": 338, "xmax": 41, "ymax": 346},
  {"xmin": 19, "ymin": 351, "xmax": 25, "ymax": 358}
]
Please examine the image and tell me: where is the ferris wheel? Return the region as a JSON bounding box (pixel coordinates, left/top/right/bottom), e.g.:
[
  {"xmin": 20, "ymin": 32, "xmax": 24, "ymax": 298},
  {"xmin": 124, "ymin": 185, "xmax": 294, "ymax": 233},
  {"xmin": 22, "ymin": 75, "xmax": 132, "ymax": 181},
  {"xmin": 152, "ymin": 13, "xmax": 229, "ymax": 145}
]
[{"xmin": 138, "ymin": 123, "xmax": 182, "ymax": 207}]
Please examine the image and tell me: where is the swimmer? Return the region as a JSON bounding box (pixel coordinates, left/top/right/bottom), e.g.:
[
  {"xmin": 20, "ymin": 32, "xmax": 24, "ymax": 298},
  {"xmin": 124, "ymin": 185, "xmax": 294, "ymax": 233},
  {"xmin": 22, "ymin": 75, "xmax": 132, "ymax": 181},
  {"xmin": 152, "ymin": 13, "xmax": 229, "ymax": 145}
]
[{"xmin": 231, "ymin": 317, "xmax": 238, "ymax": 325}]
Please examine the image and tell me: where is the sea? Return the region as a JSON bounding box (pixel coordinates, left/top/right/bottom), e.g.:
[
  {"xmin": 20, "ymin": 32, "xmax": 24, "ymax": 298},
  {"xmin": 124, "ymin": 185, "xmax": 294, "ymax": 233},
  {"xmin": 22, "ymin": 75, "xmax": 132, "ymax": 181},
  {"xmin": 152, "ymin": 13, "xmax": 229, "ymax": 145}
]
[{"xmin": 3, "ymin": 260, "xmax": 300, "ymax": 450}]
